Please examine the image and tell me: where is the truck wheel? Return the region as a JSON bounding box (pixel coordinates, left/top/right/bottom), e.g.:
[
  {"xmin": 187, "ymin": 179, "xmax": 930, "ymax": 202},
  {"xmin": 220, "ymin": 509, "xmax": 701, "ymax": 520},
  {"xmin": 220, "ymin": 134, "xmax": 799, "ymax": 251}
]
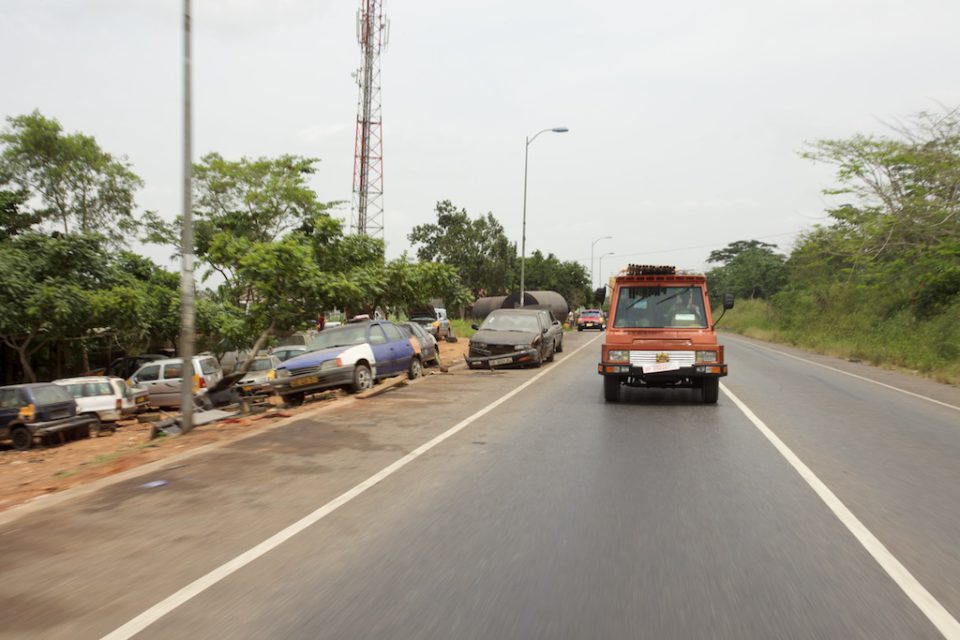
[
  {"xmin": 408, "ymin": 357, "xmax": 423, "ymax": 380},
  {"xmin": 11, "ymin": 426, "xmax": 33, "ymax": 451},
  {"xmin": 351, "ymin": 363, "xmax": 373, "ymax": 393},
  {"xmin": 603, "ymin": 376, "xmax": 621, "ymax": 402},
  {"xmin": 700, "ymin": 378, "xmax": 719, "ymax": 404}
]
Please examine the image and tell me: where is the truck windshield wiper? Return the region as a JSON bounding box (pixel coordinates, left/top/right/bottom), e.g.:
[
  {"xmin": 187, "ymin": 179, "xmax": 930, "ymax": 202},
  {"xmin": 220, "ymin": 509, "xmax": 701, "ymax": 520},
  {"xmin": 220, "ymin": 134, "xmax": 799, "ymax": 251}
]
[{"xmin": 656, "ymin": 286, "xmax": 694, "ymax": 306}]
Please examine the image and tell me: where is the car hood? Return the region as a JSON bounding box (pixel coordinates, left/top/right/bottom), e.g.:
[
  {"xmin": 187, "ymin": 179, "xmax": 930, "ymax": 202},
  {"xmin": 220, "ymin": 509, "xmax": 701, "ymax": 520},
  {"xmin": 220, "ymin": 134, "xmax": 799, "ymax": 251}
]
[
  {"xmin": 278, "ymin": 346, "xmax": 349, "ymax": 370},
  {"xmin": 471, "ymin": 329, "xmax": 539, "ymax": 346},
  {"xmin": 238, "ymin": 371, "xmax": 271, "ymax": 384}
]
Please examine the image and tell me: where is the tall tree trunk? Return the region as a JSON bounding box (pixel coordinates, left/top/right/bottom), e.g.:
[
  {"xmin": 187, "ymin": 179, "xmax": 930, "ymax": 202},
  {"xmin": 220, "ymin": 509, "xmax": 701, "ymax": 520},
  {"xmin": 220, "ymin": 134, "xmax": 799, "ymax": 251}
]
[{"xmin": 16, "ymin": 344, "xmax": 36, "ymax": 383}]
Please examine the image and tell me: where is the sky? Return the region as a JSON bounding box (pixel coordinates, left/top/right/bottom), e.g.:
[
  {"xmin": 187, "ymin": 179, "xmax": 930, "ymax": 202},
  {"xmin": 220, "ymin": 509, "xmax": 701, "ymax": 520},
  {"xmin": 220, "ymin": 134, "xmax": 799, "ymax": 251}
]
[{"xmin": 3, "ymin": 0, "xmax": 959, "ymax": 288}]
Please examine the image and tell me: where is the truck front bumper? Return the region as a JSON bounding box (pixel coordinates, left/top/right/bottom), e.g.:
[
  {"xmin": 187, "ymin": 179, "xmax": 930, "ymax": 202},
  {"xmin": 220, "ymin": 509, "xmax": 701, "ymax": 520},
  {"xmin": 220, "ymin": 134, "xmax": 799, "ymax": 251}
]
[{"xmin": 597, "ymin": 363, "xmax": 728, "ymax": 379}]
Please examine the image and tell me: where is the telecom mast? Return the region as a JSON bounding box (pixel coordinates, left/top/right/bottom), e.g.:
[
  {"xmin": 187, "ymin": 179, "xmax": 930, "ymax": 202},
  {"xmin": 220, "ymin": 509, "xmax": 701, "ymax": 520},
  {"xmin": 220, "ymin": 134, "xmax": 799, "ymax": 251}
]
[{"xmin": 351, "ymin": 0, "xmax": 388, "ymax": 237}]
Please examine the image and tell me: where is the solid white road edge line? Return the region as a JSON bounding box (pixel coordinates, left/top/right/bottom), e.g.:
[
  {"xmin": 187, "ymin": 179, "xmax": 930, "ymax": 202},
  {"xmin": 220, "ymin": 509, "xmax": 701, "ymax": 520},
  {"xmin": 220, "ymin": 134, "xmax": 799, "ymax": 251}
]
[
  {"xmin": 725, "ymin": 335, "xmax": 959, "ymax": 412},
  {"xmin": 100, "ymin": 333, "xmax": 604, "ymax": 640},
  {"xmin": 721, "ymin": 383, "xmax": 960, "ymax": 640}
]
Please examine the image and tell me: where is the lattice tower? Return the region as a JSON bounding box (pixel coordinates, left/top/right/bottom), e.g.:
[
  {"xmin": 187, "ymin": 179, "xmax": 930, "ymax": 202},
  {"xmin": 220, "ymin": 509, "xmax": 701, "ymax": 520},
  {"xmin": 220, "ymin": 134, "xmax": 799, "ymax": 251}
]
[{"xmin": 350, "ymin": 0, "xmax": 388, "ymax": 237}]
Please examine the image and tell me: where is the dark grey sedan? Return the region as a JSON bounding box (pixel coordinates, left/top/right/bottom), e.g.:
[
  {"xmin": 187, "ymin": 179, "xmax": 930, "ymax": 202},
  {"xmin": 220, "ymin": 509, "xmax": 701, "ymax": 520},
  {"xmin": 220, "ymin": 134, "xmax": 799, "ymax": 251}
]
[{"xmin": 465, "ymin": 309, "xmax": 555, "ymax": 369}]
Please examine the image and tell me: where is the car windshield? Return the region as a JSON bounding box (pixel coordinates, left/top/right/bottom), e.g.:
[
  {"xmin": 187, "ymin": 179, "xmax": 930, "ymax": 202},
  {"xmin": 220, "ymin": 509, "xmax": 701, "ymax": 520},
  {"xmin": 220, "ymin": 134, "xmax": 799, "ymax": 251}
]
[
  {"xmin": 310, "ymin": 325, "xmax": 368, "ymax": 350},
  {"xmin": 32, "ymin": 385, "xmax": 73, "ymax": 405},
  {"xmin": 480, "ymin": 313, "xmax": 540, "ymax": 333},
  {"xmin": 613, "ymin": 286, "xmax": 707, "ymax": 328},
  {"xmin": 245, "ymin": 358, "xmax": 274, "ymax": 372}
]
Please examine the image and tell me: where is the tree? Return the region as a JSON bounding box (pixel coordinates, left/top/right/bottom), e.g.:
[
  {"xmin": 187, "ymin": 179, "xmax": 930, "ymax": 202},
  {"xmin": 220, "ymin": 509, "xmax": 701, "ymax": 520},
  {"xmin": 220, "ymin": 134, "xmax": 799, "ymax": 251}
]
[
  {"xmin": 144, "ymin": 153, "xmax": 345, "ymax": 369},
  {"xmin": 706, "ymin": 240, "xmax": 788, "ymax": 300},
  {"xmin": 0, "ymin": 111, "xmax": 142, "ymax": 242},
  {"xmin": 408, "ymin": 200, "xmax": 517, "ymax": 297},
  {"xmin": 0, "ymin": 232, "xmax": 142, "ymax": 380},
  {"xmin": 522, "ymin": 250, "xmax": 590, "ymax": 306}
]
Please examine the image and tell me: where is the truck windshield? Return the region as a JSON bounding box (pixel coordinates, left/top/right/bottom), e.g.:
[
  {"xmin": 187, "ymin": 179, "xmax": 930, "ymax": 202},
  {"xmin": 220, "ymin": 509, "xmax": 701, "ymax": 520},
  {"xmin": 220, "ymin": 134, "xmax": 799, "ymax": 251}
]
[{"xmin": 612, "ymin": 286, "xmax": 707, "ymax": 329}]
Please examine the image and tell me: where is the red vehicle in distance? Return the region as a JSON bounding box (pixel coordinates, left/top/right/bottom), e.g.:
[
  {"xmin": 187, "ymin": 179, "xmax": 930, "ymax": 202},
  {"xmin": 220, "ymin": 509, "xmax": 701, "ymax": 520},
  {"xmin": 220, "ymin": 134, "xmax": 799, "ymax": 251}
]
[{"xmin": 577, "ymin": 309, "xmax": 605, "ymax": 331}]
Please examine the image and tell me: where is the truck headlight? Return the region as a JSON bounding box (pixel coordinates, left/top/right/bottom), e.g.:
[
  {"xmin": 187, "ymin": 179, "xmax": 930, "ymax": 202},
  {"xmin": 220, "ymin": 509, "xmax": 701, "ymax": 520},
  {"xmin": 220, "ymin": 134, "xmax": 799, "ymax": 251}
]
[
  {"xmin": 276, "ymin": 368, "xmax": 290, "ymax": 379},
  {"xmin": 320, "ymin": 359, "xmax": 338, "ymax": 371},
  {"xmin": 607, "ymin": 350, "xmax": 629, "ymax": 363},
  {"xmin": 472, "ymin": 342, "xmax": 487, "ymax": 350},
  {"xmin": 695, "ymin": 350, "xmax": 717, "ymax": 363}
]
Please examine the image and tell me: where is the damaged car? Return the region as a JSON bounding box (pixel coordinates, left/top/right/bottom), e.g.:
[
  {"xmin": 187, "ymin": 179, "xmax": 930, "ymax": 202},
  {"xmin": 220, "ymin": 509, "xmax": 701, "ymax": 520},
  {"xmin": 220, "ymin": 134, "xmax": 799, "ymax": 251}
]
[{"xmin": 465, "ymin": 309, "xmax": 555, "ymax": 369}]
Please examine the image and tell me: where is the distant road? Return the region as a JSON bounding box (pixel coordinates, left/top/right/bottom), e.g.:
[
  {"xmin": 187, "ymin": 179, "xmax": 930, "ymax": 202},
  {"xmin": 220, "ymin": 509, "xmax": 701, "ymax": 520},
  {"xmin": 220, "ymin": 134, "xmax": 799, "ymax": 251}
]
[{"xmin": 2, "ymin": 332, "xmax": 958, "ymax": 639}]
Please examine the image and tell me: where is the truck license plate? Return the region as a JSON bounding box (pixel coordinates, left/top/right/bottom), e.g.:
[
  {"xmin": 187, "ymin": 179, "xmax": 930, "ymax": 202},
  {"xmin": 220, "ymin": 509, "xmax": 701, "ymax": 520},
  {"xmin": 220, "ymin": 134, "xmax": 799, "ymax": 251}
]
[
  {"xmin": 642, "ymin": 362, "xmax": 681, "ymax": 374},
  {"xmin": 489, "ymin": 357, "xmax": 513, "ymax": 367},
  {"xmin": 291, "ymin": 375, "xmax": 319, "ymax": 388}
]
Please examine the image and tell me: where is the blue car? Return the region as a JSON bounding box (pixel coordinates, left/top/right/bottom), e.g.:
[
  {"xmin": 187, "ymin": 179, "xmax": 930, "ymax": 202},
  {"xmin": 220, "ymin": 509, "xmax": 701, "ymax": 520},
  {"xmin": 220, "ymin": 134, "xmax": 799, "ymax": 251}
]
[{"xmin": 270, "ymin": 320, "xmax": 422, "ymax": 405}]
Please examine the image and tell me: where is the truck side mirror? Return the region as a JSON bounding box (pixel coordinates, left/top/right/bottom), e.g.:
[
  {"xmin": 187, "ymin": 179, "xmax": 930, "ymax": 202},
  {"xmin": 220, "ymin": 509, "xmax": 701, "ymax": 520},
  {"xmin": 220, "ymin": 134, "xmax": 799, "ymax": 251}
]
[
  {"xmin": 594, "ymin": 287, "xmax": 606, "ymax": 304},
  {"xmin": 723, "ymin": 293, "xmax": 735, "ymax": 310}
]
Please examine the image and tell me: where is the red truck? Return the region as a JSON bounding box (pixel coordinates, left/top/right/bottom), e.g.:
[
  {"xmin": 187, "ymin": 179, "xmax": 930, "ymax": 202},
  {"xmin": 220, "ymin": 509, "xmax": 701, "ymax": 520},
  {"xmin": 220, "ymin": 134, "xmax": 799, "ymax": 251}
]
[{"xmin": 596, "ymin": 265, "xmax": 733, "ymax": 403}]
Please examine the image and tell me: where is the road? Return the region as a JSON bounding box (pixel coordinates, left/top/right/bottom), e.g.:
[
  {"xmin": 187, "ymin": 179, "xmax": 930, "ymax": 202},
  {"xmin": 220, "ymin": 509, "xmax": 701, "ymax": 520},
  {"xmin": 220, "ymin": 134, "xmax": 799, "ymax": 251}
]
[{"xmin": 1, "ymin": 331, "xmax": 958, "ymax": 639}]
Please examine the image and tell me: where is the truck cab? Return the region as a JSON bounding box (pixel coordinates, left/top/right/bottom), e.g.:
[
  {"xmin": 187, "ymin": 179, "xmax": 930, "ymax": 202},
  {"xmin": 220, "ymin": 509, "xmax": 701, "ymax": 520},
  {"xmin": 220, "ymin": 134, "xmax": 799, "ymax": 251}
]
[{"xmin": 597, "ymin": 265, "xmax": 733, "ymax": 403}]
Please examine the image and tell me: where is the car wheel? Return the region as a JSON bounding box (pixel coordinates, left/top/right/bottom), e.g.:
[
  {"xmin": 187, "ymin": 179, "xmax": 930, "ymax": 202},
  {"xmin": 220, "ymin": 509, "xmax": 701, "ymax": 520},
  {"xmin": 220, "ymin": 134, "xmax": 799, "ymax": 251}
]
[
  {"xmin": 556, "ymin": 338, "xmax": 563, "ymax": 353},
  {"xmin": 11, "ymin": 426, "xmax": 32, "ymax": 451},
  {"xmin": 351, "ymin": 363, "xmax": 373, "ymax": 393},
  {"xmin": 577, "ymin": 326, "xmax": 583, "ymax": 332},
  {"xmin": 85, "ymin": 415, "xmax": 102, "ymax": 437},
  {"xmin": 545, "ymin": 344, "xmax": 556, "ymax": 362},
  {"xmin": 284, "ymin": 392, "xmax": 305, "ymax": 407},
  {"xmin": 408, "ymin": 357, "xmax": 423, "ymax": 380},
  {"xmin": 603, "ymin": 376, "xmax": 621, "ymax": 402}
]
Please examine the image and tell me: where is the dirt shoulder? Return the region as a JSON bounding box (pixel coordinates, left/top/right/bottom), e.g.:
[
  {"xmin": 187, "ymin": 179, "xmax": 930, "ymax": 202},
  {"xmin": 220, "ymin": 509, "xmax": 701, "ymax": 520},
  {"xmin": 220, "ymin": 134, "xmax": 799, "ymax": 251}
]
[{"xmin": 0, "ymin": 339, "xmax": 470, "ymax": 514}]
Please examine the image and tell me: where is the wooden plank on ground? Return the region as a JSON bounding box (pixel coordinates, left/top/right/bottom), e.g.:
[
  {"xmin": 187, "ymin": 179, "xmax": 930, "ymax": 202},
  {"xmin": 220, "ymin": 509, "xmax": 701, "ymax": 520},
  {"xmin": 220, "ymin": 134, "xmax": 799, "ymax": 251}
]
[{"xmin": 355, "ymin": 376, "xmax": 408, "ymax": 399}]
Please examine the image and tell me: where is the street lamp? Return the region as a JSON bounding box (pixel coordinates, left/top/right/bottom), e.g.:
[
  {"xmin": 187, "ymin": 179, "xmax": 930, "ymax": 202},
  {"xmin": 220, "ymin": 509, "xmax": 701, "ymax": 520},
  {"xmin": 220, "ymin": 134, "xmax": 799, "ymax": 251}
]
[
  {"xmin": 590, "ymin": 235, "xmax": 612, "ymax": 288},
  {"xmin": 597, "ymin": 251, "xmax": 615, "ymax": 293},
  {"xmin": 520, "ymin": 126, "xmax": 568, "ymax": 307}
]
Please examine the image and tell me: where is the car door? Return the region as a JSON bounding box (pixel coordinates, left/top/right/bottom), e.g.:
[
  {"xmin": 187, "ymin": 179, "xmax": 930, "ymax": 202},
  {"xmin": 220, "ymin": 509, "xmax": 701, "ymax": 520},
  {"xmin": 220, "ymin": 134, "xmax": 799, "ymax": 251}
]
[
  {"xmin": 154, "ymin": 362, "xmax": 185, "ymax": 407},
  {"xmin": 366, "ymin": 324, "xmax": 393, "ymax": 377},
  {"xmin": 383, "ymin": 322, "xmax": 414, "ymax": 373},
  {"xmin": 132, "ymin": 364, "xmax": 163, "ymax": 405}
]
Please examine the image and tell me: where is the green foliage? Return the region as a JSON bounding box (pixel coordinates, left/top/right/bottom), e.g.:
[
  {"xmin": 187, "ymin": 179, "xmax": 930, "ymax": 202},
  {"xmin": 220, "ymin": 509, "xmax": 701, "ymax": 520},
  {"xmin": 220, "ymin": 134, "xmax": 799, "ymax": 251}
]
[
  {"xmin": 0, "ymin": 232, "xmax": 175, "ymax": 380},
  {"xmin": 522, "ymin": 250, "xmax": 591, "ymax": 306},
  {"xmin": 710, "ymin": 107, "xmax": 960, "ymax": 383},
  {"xmin": 0, "ymin": 111, "xmax": 142, "ymax": 243},
  {"xmin": 706, "ymin": 240, "xmax": 788, "ymax": 300},
  {"xmin": 408, "ymin": 200, "xmax": 517, "ymax": 297}
]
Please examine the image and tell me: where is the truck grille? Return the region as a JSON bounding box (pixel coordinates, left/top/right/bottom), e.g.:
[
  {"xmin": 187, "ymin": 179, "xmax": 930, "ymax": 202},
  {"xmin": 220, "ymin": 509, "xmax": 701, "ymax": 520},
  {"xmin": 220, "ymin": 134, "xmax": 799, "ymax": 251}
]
[{"xmin": 629, "ymin": 350, "xmax": 695, "ymax": 367}]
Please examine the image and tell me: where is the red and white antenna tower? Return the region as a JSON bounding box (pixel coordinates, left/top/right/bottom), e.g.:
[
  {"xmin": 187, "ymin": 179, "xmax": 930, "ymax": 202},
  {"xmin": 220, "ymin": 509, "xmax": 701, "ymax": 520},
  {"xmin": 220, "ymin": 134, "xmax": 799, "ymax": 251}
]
[{"xmin": 351, "ymin": 0, "xmax": 388, "ymax": 237}]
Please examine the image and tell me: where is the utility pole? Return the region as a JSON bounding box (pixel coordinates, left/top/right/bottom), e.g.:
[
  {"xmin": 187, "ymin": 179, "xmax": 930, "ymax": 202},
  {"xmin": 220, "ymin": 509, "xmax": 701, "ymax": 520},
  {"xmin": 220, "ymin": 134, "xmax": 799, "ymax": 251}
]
[
  {"xmin": 351, "ymin": 0, "xmax": 388, "ymax": 237},
  {"xmin": 178, "ymin": 0, "xmax": 196, "ymax": 432}
]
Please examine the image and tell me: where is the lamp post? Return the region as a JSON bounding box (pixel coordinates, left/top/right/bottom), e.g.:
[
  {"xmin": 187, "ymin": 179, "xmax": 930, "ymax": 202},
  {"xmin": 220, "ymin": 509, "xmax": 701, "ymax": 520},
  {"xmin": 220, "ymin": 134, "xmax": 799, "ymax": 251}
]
[
  {"xmin": 597, "ymin": 251, "xmax": 615, "ymax": 294},
  {"xmin": 590, "ymin": 235, "xmax": 612, "ymax": 288},
  {"xmin": 520, "ymin": 126, "xmax": 568, "ymax": 307}
]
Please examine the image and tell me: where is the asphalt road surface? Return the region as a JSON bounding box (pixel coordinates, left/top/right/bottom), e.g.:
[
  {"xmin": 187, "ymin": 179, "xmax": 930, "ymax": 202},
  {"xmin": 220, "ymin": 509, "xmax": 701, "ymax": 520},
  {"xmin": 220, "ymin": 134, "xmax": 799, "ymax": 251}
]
[{"xmin": 2, "ymin": 331, "xmax": 958, "ymax": 639}]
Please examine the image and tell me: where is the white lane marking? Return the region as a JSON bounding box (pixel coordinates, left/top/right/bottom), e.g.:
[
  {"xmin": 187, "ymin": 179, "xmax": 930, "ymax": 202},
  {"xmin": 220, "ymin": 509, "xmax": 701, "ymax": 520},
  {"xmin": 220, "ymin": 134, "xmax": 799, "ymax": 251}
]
[
  {"xmin": 721, "ymin": 383, "xmax": 960, "ymax": 640},
  {"xmin": 725, "ymin": 336, "xmax": 959, "ymax": 413},
  {"xmin": 101, "ymin": 333, "xmax": 603, "ymax": 640}
]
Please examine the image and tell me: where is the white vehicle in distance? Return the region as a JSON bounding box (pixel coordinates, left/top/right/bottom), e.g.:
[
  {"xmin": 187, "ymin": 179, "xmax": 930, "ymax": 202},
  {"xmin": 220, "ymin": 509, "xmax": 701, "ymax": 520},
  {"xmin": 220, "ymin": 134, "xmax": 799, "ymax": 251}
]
[{"xmin": 53, "ymin": 376, "xmax": 149, "ymax": 434}]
